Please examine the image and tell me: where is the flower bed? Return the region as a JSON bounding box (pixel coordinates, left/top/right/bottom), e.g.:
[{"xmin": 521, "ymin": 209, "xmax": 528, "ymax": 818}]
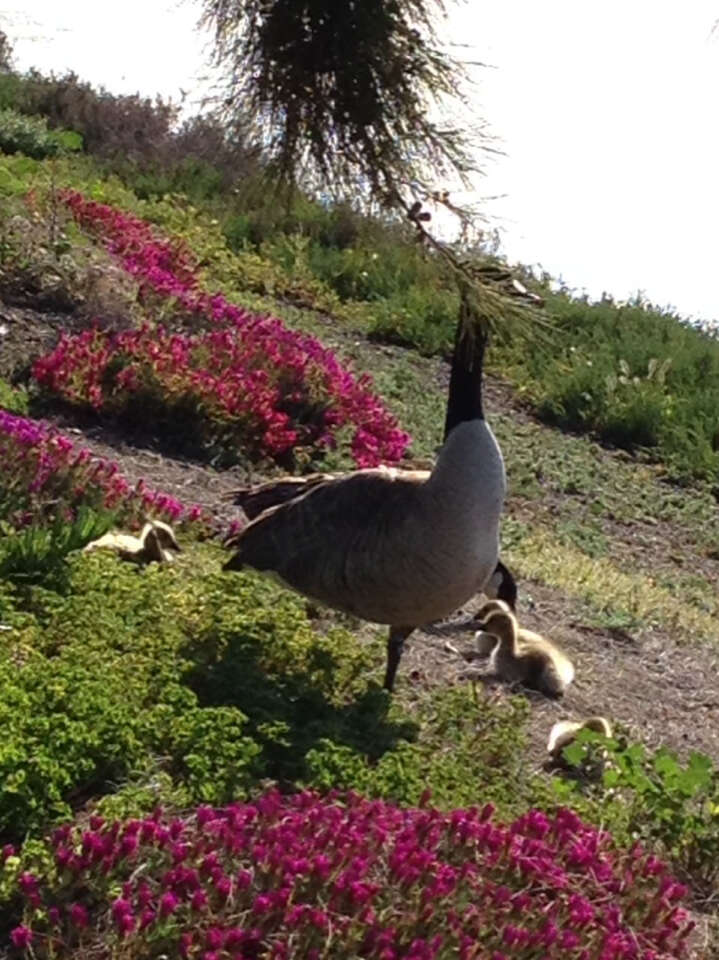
[
  {"xmin": 6, "ymin": 789, "xmax": 694, "ymax": 959},
  {"xmin": 38, "ymin": 191, "xmax": 410, "ymax": 468},
  {"xmin": 0, "ymin": 409, "xmax": 207, "ymax": 529}
]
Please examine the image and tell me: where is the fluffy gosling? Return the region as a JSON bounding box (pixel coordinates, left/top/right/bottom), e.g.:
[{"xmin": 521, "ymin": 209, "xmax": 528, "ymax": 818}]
[
  {"xmin": 84, "ymin": 520, "xmax": 182, "ymax": 565},
  {"xmin": 470, "ymin": 600, "xmax": 575, "ymax": 697},
  {"xmin": 546, "ymin": 716, "xmax": 613, "ymax": 761}
]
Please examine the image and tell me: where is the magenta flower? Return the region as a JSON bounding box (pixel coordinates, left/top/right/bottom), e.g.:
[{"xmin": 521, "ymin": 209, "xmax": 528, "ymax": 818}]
[
  {"xmin": 17, "ymin": 873, "xmax": 39, "ymax": 896},
  {"xmin": 10, "ymin": 792, "xmax": 692, "ymax": 959},
  {"xmin": 10, "ymin": 926, "xmax": 33, "ymax": 949},
  {"xmin": 69, "ymin": 902, "xmax": 89, "ymax": 929},
  {"xmin": 49, "ymin": 191, "xmax": 412, "ymax": 469},
  {"xmin": 0, "ymin": 410, "xmax": 212, "ymax": 531},
  {"xmin": 159, "ymin": 891, "xmax": 180, "ymax": 917},
  {"xmin": 205, "ymin": 927, "xmax": 224, "ymax": 950}
]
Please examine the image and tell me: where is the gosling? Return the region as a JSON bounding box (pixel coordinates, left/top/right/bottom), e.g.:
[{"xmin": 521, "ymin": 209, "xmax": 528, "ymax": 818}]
[
  {"xmin": 84, "ymin": 519, "xmax": 181, "ymax": 565},
  {"xmin": 470, "ymin": 600, "xmax": 575, "ymax": 697},
  {"xmin": 546, "ymin": 716, "xmax": 613, "ymax": 761}
]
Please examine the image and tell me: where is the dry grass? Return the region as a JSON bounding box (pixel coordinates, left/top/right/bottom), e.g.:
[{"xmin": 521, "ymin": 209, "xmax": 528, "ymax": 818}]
[{"xmin": 507, "ymin": 526, "xmax": 718, "ymax": 642}]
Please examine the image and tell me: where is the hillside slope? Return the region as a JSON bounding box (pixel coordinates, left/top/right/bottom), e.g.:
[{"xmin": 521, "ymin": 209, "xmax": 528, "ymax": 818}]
[{"xmin": 4, "ymin": 293, "xmax": 717, "ymax": 775}]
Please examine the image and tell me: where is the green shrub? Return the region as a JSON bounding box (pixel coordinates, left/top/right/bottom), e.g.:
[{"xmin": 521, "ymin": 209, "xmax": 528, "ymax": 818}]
[
  {"xmin": 0, "ymin": 507, "xmax": 116, "ymax": 584},
  {"xmin": 0, "ymin": 71, "xmax": 22, "ymax": 111},
  {"xmin": 0, "ymin": 546, "xmax": 531, "ymax": 842},
  {"xmin": 0, "ymin": 109, "xmax": 81, "ymax": 159},
  {"xmin": 549, "ymin": 729, "xmax": 719, "ymax": 897},
  {"xmin": 511, "ymin": 291, "xmax": 719, "ymax": 480},
  {"xmin": 368, "ymin": 282, "xmax": 458, "ymax": 355},
  {"xmin": 0, "ymin": 380, "xmax": 28, "ymax": 415}
]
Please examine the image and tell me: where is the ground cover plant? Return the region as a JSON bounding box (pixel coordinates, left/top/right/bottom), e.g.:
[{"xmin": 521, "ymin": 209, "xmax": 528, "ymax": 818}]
[
  {"xmin": 0, "ymin": 409, "xmax": 208, "ymax": 530},
  {"xmin": 2, "ymin": 790, "xmax": 695, "ymax": 959},
  {"xmin": 0, "ymin": 109, "xmax": 81, "ymax": 161},
  {"xmin": 0, "ymin": 537, "xmax": 536, "ymax": 845},
  {"xmin": 31, "ymin": 191, "xmax": 410, "ymax": 468},
  {"xmin": 551, "ymin": 731, "xmax": 719, "ymax": 902}
]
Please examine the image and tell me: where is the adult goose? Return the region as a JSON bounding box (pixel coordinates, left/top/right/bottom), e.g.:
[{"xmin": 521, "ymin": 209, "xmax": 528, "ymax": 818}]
[
  {"xmin": 223, "ymin": 313, "xmax": 510, "ymax": 692},
  {"xmin": 227, "ymin": 473, "xmax": 517, "ymax": 613}
]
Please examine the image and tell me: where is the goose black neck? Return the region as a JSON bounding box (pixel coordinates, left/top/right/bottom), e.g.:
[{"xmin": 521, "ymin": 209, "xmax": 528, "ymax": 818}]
[{"xmin": 443, "ymin": 322, "xmax": 487, "ymax": 440}]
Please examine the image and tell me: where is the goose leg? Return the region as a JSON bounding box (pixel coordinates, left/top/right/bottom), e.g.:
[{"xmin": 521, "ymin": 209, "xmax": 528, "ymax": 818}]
[{"xmin": 383, "ymin": 626, "xmax": 414, "ymax": 692}]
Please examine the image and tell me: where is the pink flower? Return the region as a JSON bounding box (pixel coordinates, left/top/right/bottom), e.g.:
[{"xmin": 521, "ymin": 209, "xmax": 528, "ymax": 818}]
[
  {"xmin": 50, "ymin": 191, "xmax": 413, "ymax": 469},
  {"xmin": 69, "ymin": 902, "xmax": 89, "ymax": 929},
  {"xmin": 18, "ymin": 872, "xmax": 39, "ymax": 896},
  {"xmin": 205, "ymin": 927, "xmax": 224, "ymax": 950},
  {"xmin": 10, "ymin": 926, "xmax": 33, "ymax": 949},
  {"xmin": 191, "ymin": 889, "xmax": 208, "ymax": 911},
  {"xmin": 159, "ymin": 891, "xmax": 180, "ymax": 917}
]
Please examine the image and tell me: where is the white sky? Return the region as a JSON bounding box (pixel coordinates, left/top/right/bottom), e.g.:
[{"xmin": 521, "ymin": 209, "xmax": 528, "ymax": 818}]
[{"xmin": 2, "ymin": 0, "xmax": 719, "ymax": 323}]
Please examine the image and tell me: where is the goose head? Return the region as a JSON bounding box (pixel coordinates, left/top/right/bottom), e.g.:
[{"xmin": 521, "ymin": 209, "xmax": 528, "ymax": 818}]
[
  {"xmin": 142, "ymin": 528, "xmax": 168, "ymax": 563},
  {"xmin": 148, "ymin": 519, "xmax": 182, "ymax": 554},
  {"xmin": 474, "ymin": 601, "xmax": 516, "ymax": 646},
  {"xmin": 474, "ymin": 599, "xmax": 513, "ymax": 621}
]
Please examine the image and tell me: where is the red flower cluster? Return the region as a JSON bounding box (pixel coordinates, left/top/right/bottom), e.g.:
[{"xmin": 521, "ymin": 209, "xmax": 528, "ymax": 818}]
[
  {"xmin": 45, "ymin": 191, "xmax": 410, "ymax": 467},
  {"xmin": 9, "ymin": 790, "xmax": 694, "ymax": 959},
  {"xmin": 0, "ymin": 409, "xmax": 208, "ymax": 529}
]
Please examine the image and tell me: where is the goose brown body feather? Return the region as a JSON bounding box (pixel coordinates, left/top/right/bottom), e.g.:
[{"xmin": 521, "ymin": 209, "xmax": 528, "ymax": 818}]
[
  {"xmin": 228, "ymin": 468, "xmax": 428, "ymax": 521},
  {"xmin": 226, "ymin": 468, "xmax": 516, "ymax": 613},
  {"xmin": 225, "ymin": 425, "xmax": 504, "ymax": 627}
]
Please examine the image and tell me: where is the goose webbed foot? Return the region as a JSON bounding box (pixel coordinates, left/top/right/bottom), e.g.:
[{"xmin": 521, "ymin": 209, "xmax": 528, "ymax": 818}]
[{"xmin": 383, "ymin": 626, "xmax": 414, "ymax": 692}]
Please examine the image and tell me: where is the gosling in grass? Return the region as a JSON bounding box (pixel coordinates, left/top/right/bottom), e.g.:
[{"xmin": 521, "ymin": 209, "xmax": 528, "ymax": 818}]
[
  {"xmin": 468, "ymin": 600, "xmax": 575, "ymax": 697},
  {"xmin": 84, "ymin": 520, "xmax": 181, "ymax": 565},
  {"xmin": 546, "ymin": 716, "xmax": 613, "ymax": 761}
]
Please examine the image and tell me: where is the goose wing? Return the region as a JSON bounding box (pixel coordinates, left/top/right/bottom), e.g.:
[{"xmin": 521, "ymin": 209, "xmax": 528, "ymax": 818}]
[
  {"xmin": 225, "ymin": 472, "xmax": 338, "ymax": 519},
  {"xmin": 223, "ymin": 468, "xmax": 429, "ymax": 618},
  {"xmin": 226, "ymin": 467, "xmax": 431, "ymax": 520}
]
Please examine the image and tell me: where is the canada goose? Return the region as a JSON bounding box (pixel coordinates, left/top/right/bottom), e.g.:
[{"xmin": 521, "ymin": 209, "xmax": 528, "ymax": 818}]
[
  {"xmin": 227, "ymin": 476, "xmax": 517, "ymax": 612},
  {"xmin": 546, "ymin": 716, "xmax": 613, "ymax": 761},
  {"xmin": 84, "ymin": 520, "xmax": 182, "ymax": 565},
  {"xmin": 224, "ymin": 313, "xmax": 510, "ymax": 692},
  {"xmin": 469, "ymin": 600, "xmax": 575, "ymax": 697}
]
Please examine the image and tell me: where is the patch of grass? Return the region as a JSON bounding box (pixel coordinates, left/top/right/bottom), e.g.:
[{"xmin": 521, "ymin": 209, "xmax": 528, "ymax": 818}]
[
  {"xmin": 0, "ymin": 506, "xmax": 116, "ymax": 586},
  {"xmin": 496, "ymin": 291, "xmax": 719, "ymax": 482},
  {"xmin": 495, "ymin": 415, "xmax": 718, "ymax": 544},
  {"xmin": 555, "ymin": 518, "xmax": 610, "ymax": 558},
  {"xmin": 505, "ymin": 524, "xmax": 718, "ymax": 640}
]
